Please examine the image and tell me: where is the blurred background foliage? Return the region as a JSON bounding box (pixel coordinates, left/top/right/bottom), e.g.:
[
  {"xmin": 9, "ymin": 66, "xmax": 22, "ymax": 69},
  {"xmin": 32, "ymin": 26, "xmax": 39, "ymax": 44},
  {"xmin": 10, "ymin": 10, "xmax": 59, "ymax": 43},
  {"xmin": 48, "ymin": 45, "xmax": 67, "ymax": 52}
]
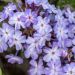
[
  {"xmin": 0, "ymin": 68, "xmax": 2, "ymax": 75},
  {"xmin": 57, "ymin": 0, "xmax": 75, "ymax": 8},
  {"xmin": 0, "ymin": 0, "xmax": 75, "ymax": 75}
]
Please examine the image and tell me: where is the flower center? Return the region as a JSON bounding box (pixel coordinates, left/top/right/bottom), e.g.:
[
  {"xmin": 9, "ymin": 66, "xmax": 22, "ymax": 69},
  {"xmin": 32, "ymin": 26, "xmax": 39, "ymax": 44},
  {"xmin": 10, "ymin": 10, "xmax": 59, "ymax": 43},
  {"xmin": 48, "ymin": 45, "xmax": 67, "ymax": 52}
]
[
  {"xmin": 52, "ymin": 52, "xmax": 55, "ymax": 55},
  {"xmin": 70, "ymin": 71, "xmax": 73, "ymax": 74},
  {"xmin": 5, "ymin": 31, "xmax": 9, "ymax": 35}
]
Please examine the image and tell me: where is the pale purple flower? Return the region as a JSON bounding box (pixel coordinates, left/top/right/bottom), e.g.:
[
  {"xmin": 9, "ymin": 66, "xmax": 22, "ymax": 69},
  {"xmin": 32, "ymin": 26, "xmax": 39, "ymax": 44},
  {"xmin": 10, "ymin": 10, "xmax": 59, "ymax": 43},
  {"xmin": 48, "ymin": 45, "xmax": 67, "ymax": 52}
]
[
  {"xmin": 0, "ymin": 1, "xmax": 75, "ymax": 73},
  {"xmin": 0, "ymin": 12, "xmax": 7, "ymax": 22},
  {"xmin": 33, "ymin": 16, "xmax": 52, "ymax": 34},
  {"xmin": 0, "ymin": 23, "xmax": 14, "ymax": 42},
  {"xmin": 48, "ymin": 4, "xmax": 57, "ymax": 13},
  {"xmin": 54, "ymin": 24, "xmax": 68, "ymax": 41},
  {"xmin": 8, "ymin": 30, "xmax": 26, "ymax": 50},
  {"xmin": 24, "ymin": 36, "xmax": 41, "ymax": 59},
  {"xmin": 63, "ymin": 62, "xmax": 75, "ymax": 75},
  {"xmin": 55, "ymin": 9, "xmax": 68, "ymax": 25},
  {"xmin": 45, "ymin": 62, "xmax": 63, "ymax": 75},
  {"xmin": 0, "ymin": 36, "xmax": 8, "ymax": 53},
  {"xmin": 43, "ymin": 46, "xmax": 61, "ymax": 62},
  {"xmin": 61, "ymin": 48, "xmax": 68, "ymax": 57},
  {"xmin": 28, "ymin": 59, "xmax": 44, "ymax": 75},
  {"xmin": 64, "ymin": 39, "xmax": 72, "ymax": 47},
  {"xmin": 72, "ymin": 46, "xmax": 75, "ymax": 54},
  {"xmin": 4, "ymin": 3, "xmax": 17, "ymax": 16},
  {"xmin": 23, "ymin": 9, "xmax": 37, "ymax": 27},
  {"xmin": 72, "ymin": 37, "xmax": 75, "ymax": 45},
  {"xmin": 9, "ymin": 12, "xmax": 25, "ymax": 29},
  {"xmin": 65, "ymin": 8, "xmax": 75, "ymax": 23},
  {"xmin": 58, "ymin": 38, "xmax": 72, "ymax": 48},
  {"xmin": 26, "ymin": 0, "xmax": 40, "ymax": 5},
  {"xmin": 38, "ymin": 0, "xmax": 50, "ymax": 9},
  {"xmin": 5, "ymin": 54, "xmax": 23, "ymax": 64},
  {"xmin": 33, "ymin": 31, "xmax": 51, "ymax": 47},
  {"xmin": 71, "ymin": 24, "xmax": 75, "ymax": 34}
]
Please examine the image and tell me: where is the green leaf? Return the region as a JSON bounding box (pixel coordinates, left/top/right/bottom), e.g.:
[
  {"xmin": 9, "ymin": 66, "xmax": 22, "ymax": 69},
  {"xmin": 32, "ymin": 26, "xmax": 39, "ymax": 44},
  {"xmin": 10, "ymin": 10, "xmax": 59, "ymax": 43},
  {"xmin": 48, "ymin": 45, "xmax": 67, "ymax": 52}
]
[{"xmin": 0, "ymin": 68, "xmax": 2, "ymax": 75}]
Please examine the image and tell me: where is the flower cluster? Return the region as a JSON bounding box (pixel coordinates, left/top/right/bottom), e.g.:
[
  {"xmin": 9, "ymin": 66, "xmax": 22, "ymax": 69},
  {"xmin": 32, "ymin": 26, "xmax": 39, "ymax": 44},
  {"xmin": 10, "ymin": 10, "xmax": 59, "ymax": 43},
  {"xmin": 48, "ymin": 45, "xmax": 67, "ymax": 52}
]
[{"xmin": 0, "ymin": 0, "xmax": 75, "ymax": 75}]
